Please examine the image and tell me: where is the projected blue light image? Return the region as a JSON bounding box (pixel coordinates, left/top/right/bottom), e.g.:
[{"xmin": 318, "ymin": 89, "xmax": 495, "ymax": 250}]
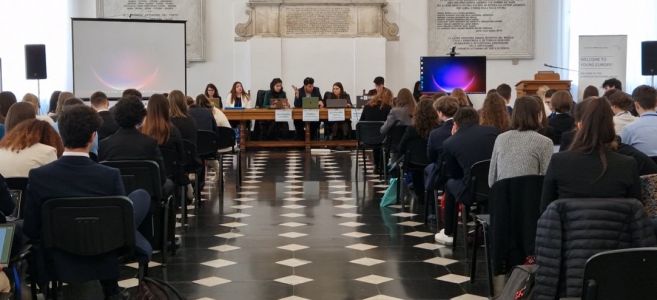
[{"xmin": 420, "ymin": 56, "xmax": 486, "ymax": 93}]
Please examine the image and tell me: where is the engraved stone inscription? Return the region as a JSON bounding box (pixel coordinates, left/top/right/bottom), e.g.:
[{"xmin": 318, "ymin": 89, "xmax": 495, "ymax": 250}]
[{"xmin": 284, "ymin": 6, "xmax": 354, "ymax": 36}]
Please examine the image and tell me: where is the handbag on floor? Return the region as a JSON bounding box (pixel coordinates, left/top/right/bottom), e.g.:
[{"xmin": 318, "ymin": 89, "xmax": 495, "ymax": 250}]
[
  {"xmin": 134, "ymin": 277, "xmax": 185, "ymax": 300},
  {"xmin": 496, "ymin": 264, "xmax": 538, "ymax": 300},
  {"xmin": 380, "ymin": 178, "xmax": 398, "ymax": 207}
]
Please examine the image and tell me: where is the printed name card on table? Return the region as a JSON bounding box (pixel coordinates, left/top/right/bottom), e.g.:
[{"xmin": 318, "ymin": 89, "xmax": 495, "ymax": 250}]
[
  {"xmin": 327, "ymin": 109, "xmax": 345, "ymax": 122},
  {"xmin": 302, "ymin": 109, "xmax": 320, "ymax": 122},
  {"xmin": 275, "ymin": 109, "xmax": 293, "ymax": 122}
]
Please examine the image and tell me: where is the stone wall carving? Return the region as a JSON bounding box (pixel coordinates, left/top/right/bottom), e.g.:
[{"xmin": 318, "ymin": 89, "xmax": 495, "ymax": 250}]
[{"xmin": 235, "ymin": 0, "xmax": 399, "ymax": 41}]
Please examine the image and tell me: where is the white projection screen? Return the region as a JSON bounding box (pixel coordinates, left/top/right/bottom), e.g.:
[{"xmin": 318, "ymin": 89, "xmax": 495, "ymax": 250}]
[{"xmin": 72, "ymin": 18, "xmax": 186, "ymax": 98}]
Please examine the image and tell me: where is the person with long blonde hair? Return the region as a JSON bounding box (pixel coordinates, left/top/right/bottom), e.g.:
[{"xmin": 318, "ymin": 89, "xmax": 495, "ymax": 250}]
[{"xmin": 224, "ymin": 81, "xmax": 251, "ymax": 108}]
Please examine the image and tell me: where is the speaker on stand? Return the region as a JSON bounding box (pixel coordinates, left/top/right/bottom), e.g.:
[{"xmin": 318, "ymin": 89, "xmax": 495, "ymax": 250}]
[
  {"xmin": 642, "ymin": 41, "xmax": 657, "ymax": 87},
  {"xmin": 25, "ymin": 44, "xmax": 47, "ymax": 99}
]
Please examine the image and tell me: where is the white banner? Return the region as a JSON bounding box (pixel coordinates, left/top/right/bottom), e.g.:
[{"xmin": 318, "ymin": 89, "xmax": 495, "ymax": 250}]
[{"xmin": 578, "ymin": 35, "xmax": 627, "ymax": 100}]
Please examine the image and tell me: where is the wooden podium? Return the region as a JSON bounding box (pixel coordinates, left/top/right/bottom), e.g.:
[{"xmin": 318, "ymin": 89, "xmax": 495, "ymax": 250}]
[{"xmin": 516, "ymin": 71, "xmax": 572, "ymax": 97}]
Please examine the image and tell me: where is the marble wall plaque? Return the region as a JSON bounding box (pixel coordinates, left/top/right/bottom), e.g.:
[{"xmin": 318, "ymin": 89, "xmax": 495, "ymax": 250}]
[
  {"xmin": 428, "ymin": 0, "xmax": 534, "ymax": 59},
  {"xmin": 97, "ymin": 0, "xmax": 205, "ymax": 61},
  {"xmin": 236, "ymin": 0, "xmax": 398, "ymax": 41}
]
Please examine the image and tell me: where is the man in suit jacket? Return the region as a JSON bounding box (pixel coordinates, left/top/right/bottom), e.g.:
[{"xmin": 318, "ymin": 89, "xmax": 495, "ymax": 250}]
[
  {"xmin": 24, "ymin": 105, "xmax": 151, "ymax": 299},
  {"xmin": 293, "ymin": 77, "xmax": 323, "ymax": 140},
  {"xmin": 90, "ymin": 91, "xmax": 119, "ymax": 141},
  {"xmin": 435, "ymin": 107, "xmax": 499, "ymax": 245},
  {"xmin": 99, "ymin": 96, "xmax": 167, "ymax": 186}
]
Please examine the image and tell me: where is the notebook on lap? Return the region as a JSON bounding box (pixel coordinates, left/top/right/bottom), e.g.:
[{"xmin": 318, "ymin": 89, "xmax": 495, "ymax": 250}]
[{"xmin": 302, "ymin": 97, "xmax": 319, "ymax": 109}]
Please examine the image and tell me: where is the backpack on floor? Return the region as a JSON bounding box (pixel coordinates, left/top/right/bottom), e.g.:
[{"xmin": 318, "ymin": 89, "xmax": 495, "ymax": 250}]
[
  {"xmin": 380, "ymin": 178, "xmax": 398, "ymax": 207},
  {"xmin": 134, "ymin": 277, "xmax": 185, "ymax": 300},
  {"xmin": 496, "ymin": 264, "xmax": 538, "ymax": 300}
]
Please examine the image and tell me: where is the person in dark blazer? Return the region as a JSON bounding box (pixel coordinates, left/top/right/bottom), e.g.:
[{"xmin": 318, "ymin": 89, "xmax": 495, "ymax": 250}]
[
  {"xmin": 98, "ymin": 96, "xmax": 167, "ymax": 186},
  {"xmin": 89, "ymin": 91, "xmax": 119, "ymax": 141},
  {"xmin": 541, "ymin": 98, "xmax": 641, "ymax": 211},
  {"xmin": 187, "ymin": 100, "xmax": 217, "ymax": 132},
  {"xmin": 293, "ymin": 77, "xmax": 323, "ymax": 140},
  {"xmin": 359, "ymin": 88, "xmax": 392, "ymax": 173},
  {"xmin": 435, "ymin": 107, "xmax": 499, "ymax": 245},
  {"xmin": 547, "ymin": 90, "xmax": 575, "ymax": 145},
  {"xmin": 427, "ymin": 96, "xmax": 459, "ymax": 163},
  {"xmin": 24, "ymin": 105, "xmax": 151, "ymax": 298},
  {"xmin": 168, "ymin": 90, "xmax": 199, "ymax": 144}
]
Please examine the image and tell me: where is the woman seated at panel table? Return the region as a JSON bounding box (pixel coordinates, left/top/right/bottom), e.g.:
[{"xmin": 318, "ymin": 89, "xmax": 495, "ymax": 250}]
[
  {"xmin": 258, "ymin": 78, "xmax": 291, "ymax": 140},
  {"xmin": 224, "ymin": 81, "xmax": 251, "ymax": 109},
  {"xmin": 324, "ymin": 82, "xmax": 353, "ymax": 140},
  {"xmin": 205, "ymin": 83, "xmax": 223, "ymax": 109}
]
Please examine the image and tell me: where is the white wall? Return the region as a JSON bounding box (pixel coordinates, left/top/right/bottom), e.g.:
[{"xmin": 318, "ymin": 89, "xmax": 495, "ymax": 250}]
[{"xmin": 8, "ymin": 0, "xmax": 563, "ymax": 110}]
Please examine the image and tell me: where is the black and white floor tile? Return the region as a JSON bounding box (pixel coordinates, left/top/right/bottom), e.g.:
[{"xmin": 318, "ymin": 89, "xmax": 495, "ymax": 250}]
[{"xmin": 114, "ymin": 149, "xmax": 490, "ymax": 299}]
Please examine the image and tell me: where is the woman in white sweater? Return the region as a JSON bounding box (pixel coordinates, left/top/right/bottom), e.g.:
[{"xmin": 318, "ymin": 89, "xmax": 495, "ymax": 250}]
[
  {"xmin": 488, "ymin": 96, "xmax": 554, "ymax": 187},
  {"xmin": 608, "ymin": 91, "xmax": 637, "ymax": 135},
  {"xmin": 0, "ymin": 119, "xmax": 63, "ymax": 178},
  {"xmin": 223, "ymin": 81, "xmax": 251, "ymax": 109}
]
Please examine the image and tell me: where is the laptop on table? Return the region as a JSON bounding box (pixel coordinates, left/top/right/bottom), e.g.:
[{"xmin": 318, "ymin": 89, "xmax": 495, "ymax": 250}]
[
  {"xmin": 302, "ymin": 97, "xmax": 320, "ymax": 109},
  {"xmin": 326, "ymin": 99, "xmax": 348, "ymax": 108}
]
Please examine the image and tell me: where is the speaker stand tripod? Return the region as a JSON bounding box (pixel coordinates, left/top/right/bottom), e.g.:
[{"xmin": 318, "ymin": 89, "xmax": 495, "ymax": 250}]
[{"xmin": 36, "ymin": 79, "xmax": 41, "ymax": 100}]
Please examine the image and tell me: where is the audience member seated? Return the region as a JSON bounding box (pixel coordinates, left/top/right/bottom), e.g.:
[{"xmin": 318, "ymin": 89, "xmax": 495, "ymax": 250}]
[
  {"xmin": 561, "ymin": 98, "xmax": 657, "ymax": 176},
  {"xmin": 169, "ymin": 90, "xmax": 198, "ymax": 144},
  {"xmin": 0, "ymin": 119, "xmax": 63, "ymax": 177},
  {"xmin": 435, "ymin": 107, "xmax": 499, "ymax": 245},
  {"xmin": 0, "ymin": 91, "xmax": 17, "ymax": 139},
  {"xmin": 141, "ymin": 94, "xmax": 185, "ymax": 184},
  {"xmin": 541, "ymin": 98, "xmax": 641, "ymax": 211},
  {"xmin": 51, "ymin": 91, "xmax": 74, "ymax": 122},
  {"xmin": 602, "ymin": 77, "xmax": 623, "ymax": 93},
  {"xmin": 479, "ymin": 92, "xmax": 510, "ymax": 133},
  {"xmin": 324, "ymin": 82, "xmax": 352, "ymax": 140},
  {"xmin": 99, "ymin": 96, "xmax": 168, "ymax": 187},
  {"xmin": 606, "ymin": 90, "xmax": 636, "ymax": 134},
  {"xmin": 451, "ymin": 88, "xmax": 472, "ymax": 107},
  {"xmin": 368, "ymin": 76, "xmax": 390, "ymax": 96},
  {"xmin": 184, "ymin": 91, "xmax": 217, "ymax": 132},
  {"xmin": 22, "ymin": 93, "xmax": 55, "ymax": 125},
  {"xmin": 582, "ymin": 85, "xmax": 600, "ymax": 99},
  {"xmin": 543, "ymin": 89, "xmax": 556, "ymax": 115},
  {"xmin": 204, "ymin": 83, "xmax": 222, "ymax": 109},
  {"xmin": 381, "ymin": 88, "xmax": 416, "ymax": 135},
  {"xmin": 427, "ymin": 96, "xmax": 459, "ymax": 163},
  {"xmin": 360, "ymin": 87, "xmax": 392, "ymax": 173},
  {"xmin": 224, "ymin": 81, "xmax": 251, "ymax": 109},
  {"xmin": 90, "ymin": 91, "xmax": 119, "ymax": 141},
  {"xmin": 47, "ymin": 91, "xmax": 60, "ymax": 118},
  {"xmin": 23, "ymin": 105, "xmax": 151, "ymax": 299},
  {"xmin": 496, "ymin": 83, "xmax": 513, "ymax": 114},
  {"xmin": 620, "ymin": 85, "xmax": 657, "ymax": 157},
  {"xmin": 4, "ymin": 102, "xmax": 36, "ymax": 133},
  {"xmin": 293, "ymin": 77, "xmax": 323, "ymax": 140},
  {"xmin": 197, "ymin": 94, "xmax": 230, "ymax": 128},
  {"xmin": 488, "ymin": 96, "xmax": 553, "ymax": 186},
  {"xmin": 547, "ymin": 91, "xmax": 575, "ymax": 144},
  {"xmin": 399, "ymin": 99, "xmax": 438, "ymax": 204}
]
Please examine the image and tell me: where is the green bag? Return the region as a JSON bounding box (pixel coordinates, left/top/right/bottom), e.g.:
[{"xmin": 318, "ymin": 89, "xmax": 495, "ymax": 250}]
[{"xmin": 379, "ymin": 178, "xmax": 398, "ymax": 207}]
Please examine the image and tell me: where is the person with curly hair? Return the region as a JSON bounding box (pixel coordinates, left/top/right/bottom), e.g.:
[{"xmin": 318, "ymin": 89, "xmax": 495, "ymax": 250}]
[
  {"xmin": 479, "ymin": 92, "xmax": 510, "ymax": 132},
  {"xmin": 399, "ymin": 99, "xmax": 439, "ymax": 205}
]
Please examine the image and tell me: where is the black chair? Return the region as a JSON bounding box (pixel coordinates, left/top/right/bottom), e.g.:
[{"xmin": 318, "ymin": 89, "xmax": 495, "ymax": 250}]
[
  {"xmin": 582, "ymin": 247, "xmax": 657, "ymax": 300},
  {"xmin": 384, "ymin": 124, "xmax": 408, "ymax": 179},
  {"xmin": 182, "ymin": 139, "xmax": 203, "ymax": 224},
  {"xmin": 452, "ymin": 160, "xmax": 490, "ymax": 253},
  {"xmin": 470, "ymin": 174, "xmax": 544, "ymax": 297},
  {"xmin": 216, "ymin": 126, "xmax": 242, "ymax": 192},
  {"xmin": 100, "ymin": 160, "xmax": 174, "ymax": 264},
  {"xmin": 197, "ymin": 130, "xmax": 221, "ymax": 206},
  {"xmin": 40, "ymin": 196, "xmax": 142, "ymax": 297},
  {"xmin": 159, "ymin": 145, "xmax": 187, "ymax": 228},
  {"xmin": 355, "ymin": 121, "xmax": 385, "ymax": 190},
  {"xmin": 5, "ymin": 177, "xmax": 28, "ymax": 219}
]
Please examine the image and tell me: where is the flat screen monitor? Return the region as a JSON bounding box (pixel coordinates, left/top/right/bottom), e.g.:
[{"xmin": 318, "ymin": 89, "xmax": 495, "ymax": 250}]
[
  {"xmin": 420, "ymin": 56, "xmax": 486, "ymax": 93},
  {"xmin": 72, "ymin": 18, "xmax": 187, "ymax": 98}
]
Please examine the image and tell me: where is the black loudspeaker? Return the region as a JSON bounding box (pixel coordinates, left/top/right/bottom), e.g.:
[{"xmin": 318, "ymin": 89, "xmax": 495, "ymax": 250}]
[
  {"xmin": 642, "ymin": 41, "xmax": 657, "ymax": 76},
  {"xmin": 25, "ymin": 44, "xmax": 47, "ymax": 79}
]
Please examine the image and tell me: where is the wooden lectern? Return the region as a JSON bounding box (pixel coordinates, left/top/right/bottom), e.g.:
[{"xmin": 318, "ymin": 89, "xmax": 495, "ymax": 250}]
[{"xmin": 516, "ymin": 71, "xmax": 571, "ymax": 97}]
